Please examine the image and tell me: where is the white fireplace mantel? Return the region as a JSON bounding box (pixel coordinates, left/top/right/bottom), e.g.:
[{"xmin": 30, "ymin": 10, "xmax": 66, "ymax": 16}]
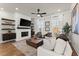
[{"xmin": 16, "ymin": 29, "xmax": 31, "ymax": 41}]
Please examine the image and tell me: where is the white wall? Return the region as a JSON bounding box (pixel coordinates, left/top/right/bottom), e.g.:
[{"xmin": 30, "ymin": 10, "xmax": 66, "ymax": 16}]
[
  {"xmin": 34, "ymin": 17, "xmax": 45, "ymax": 35},
  {"xmin": 0, "ymin": 11, "xmax": 31, "ymax": 43},
  {"xmin": 34, "ymin": 11, "xmax": 71, "ymax": 35}
]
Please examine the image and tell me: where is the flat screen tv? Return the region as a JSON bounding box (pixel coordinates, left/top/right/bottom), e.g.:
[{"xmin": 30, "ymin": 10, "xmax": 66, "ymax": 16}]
[{"xmin": 20, "ymin": 18, "xmax": 31, "ymax": 26}]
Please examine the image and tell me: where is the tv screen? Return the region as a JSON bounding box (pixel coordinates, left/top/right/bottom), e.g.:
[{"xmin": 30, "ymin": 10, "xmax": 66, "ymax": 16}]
[{"xmin": 20, "ymin": 18, "xmax": 31, "ymax": 26}]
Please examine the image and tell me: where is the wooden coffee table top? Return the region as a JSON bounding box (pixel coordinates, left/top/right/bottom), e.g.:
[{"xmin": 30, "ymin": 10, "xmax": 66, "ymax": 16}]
[
  {"xmin": 27, "ymin": 37, "xmax": 43, "ymax": 43},
  {"xmin": 30, "ymin": 39, "xmax": 42, "ymax": 44},
  {"xmin": 26, "ymin": 37, "xmax": 43, "ymax": 48}
]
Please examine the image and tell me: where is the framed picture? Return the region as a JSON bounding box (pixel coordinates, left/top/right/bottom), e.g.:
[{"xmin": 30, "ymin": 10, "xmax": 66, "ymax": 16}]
[
  {"xmin": 45, "ymin": 27, "xmax": 50, "ymax": 31},
  {"xmin": 72, "ymin": 3, "xmax": 79, "ymax": 34},
  {"xmin": 45, "ymin": 21, "xmax": 50, "ymax": 26}
]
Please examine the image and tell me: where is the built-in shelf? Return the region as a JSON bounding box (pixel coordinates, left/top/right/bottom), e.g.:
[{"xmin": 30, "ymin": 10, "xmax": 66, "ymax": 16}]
[
  {"xmin": 1, "ymin": 18, "xmax": 16, "ymax": 42},
  {"xmin": 31, "ymin": 25, "xmax": 34, "ymax": 26},
  {"xmin": 2, "ymin": 23, "xmax": 15, "ymax": 26},
  {"xmin": 31, "ymin": 22, "xmax": 34, "ymax": 30},
  {"xmin": 2, "ymin": 28, "xmax": 15, "ymax": 30},
  {"xmin": 1, "ymin": 18, "xmax": 15, "ymax": 31},
  {"xmin": 31, "ymin": 23, "xmax": 34, "ymax": 25},
  {"xmin": 2, "ymin": 18, "xmax": 15, "ymax": 22},
  {"xmin": 17, "ymin": 27, "xmax": 31, "ymax": 29}
]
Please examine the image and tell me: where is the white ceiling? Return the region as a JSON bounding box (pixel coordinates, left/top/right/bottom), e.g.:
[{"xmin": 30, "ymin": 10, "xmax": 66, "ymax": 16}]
[{"xmin": 0, "ymin": 3, "xmax": 72, "ymax": 17}]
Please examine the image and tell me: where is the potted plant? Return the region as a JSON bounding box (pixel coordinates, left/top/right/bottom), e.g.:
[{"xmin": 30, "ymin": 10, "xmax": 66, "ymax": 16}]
[{"xmin": 62, "ymin": 22, "xmax": 71, "ymax": 36}]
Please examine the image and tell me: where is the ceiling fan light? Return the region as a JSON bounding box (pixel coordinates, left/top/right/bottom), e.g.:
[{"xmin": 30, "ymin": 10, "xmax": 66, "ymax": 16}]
[
  {"xmin": 57, "ymin": 9, "xmax": 61, "ymax": 12},
  {"xmin": 15, "ymin": 8, "xmax": 19, "ymax": 10},
  {"xmin": 37, "ymin": 14, "xmax": 40, "ymax": 16},
  {"xmin": 0, "ymin": 8, "xmax": 4, "ymax": 10}
]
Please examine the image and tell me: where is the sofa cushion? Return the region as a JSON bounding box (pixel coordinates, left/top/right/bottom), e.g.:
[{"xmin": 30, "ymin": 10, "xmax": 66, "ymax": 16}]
[
  {"xmin": 64, "ymin": 41, "xmax": 72, "ymax": 56},
  {"xmin": 42, "ymin": 38, "xmax": 51, "ymax": 50},
  {"xmin": 42, "ymin": 37, "xmax": 56, "ymax": 50},
  {"xmin": 37, "ymin": 46, "xmax": 61, "ymax": 56},
  {"xmin": 49, "ymin": 37, "xmax": 56, "ymax": 49},
  {"xmin": 54, "ymin": 38, "xmax": 66, "ymax": 54}
]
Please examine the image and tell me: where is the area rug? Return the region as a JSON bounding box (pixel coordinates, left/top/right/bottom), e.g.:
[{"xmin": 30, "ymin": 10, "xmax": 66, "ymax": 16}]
[{"xmin": 12, "ymin": 39, "xmax": 37, "ymax": 56}]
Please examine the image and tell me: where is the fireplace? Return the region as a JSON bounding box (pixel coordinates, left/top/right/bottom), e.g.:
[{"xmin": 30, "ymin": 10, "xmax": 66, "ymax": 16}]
[{"xmin": 21, "ymin": 32, "xmax": 28, "ymax": 37}]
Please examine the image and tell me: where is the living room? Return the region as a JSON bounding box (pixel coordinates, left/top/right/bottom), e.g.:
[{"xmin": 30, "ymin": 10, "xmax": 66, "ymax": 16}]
[{"xmin": 0, "ymin": 3, "xmax": 79, "ymax": 56}]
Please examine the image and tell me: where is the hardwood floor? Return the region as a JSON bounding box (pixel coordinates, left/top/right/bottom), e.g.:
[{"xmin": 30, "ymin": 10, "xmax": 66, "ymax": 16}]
[
  {"xmin": 72, "ymin": 49, "xmax": 78, "ymax": 56},
  {"xmin": 0, "ymin": 42, "xmax": 25, "ymax": 56},
  {"xmin": 69, "ymin": 42, "xmax": 78, "ymax": 56},
  {"xmin": 0, "ymin": 41, "xmax": 78, "ymax": 56}
]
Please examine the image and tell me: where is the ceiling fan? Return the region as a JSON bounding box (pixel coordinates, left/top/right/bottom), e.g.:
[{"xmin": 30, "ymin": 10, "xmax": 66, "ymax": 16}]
[{"xmin": 31, "ymin": 9, "xmax": 46, "ymax": 17}]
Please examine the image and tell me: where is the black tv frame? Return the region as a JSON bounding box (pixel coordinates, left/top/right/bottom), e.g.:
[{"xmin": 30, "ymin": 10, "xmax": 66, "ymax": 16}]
[{"xmin": 20, "ymin": 18, "xmax": 31, "ymax": 27}]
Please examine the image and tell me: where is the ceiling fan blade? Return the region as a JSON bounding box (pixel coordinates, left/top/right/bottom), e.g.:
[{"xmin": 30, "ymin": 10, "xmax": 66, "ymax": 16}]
[
  {"xmin": 37, "ymin": 9, "xmax": 40, "ymax": 13},
  {"xmin": 31, "ymin": 13, "xmax": 36, "ymax": 14},
  {"xmin": 40, "ymin": 15, "xmax": 43, "ymax": 17},
  {"xmin": 31, "ymin": 9, "xmax": 46, "ymax": 17},
  {"xmin": 41, "ymin": 13, "xmax": 46, "ymax": 14}
]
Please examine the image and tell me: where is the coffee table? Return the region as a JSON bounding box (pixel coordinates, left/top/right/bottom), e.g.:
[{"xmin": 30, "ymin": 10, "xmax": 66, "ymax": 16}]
[{"xmin": 26, "ymin": 38, "xmax": 43, "ymax": 48}]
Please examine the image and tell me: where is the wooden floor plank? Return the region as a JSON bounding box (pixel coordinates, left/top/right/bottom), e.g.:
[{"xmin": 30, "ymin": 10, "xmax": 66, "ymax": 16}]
[{"xmin": 0, "ymin": 42, "xmax": 25, "ymax": 56}]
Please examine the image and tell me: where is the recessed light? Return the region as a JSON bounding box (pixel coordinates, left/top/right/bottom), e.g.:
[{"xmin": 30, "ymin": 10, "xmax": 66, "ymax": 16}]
[
  {"xmin": 57, "ymin": 9, "xmax": 61, "ymax": 12},
  {"xmin": 15, "ymin": 8, "xmax": 19, "ymax": 10},
  {"xmin": 0, "ymin": 8, "xmax": 4, "ymax": 10}
]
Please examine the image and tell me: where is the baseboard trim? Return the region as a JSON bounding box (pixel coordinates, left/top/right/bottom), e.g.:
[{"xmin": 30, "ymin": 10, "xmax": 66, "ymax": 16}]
[{"xmin": 0, "ymin": 39, "xmax": 15, "ymax": 44}]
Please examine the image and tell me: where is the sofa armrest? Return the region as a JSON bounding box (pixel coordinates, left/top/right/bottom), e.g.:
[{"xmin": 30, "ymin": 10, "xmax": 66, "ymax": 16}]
[
  {"xmin": 64, "ymin": 41, "xmax": 72, "ymax": 56},
  {"xmin": 37, "ymin": 46, "xmax": 61, "ymax": 56}
]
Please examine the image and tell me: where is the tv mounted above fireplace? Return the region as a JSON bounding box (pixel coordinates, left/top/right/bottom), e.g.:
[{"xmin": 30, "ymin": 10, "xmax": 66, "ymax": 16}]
[{"xmin": 20, "ymin": 18, "xmax": 31, "ymax": 26}]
